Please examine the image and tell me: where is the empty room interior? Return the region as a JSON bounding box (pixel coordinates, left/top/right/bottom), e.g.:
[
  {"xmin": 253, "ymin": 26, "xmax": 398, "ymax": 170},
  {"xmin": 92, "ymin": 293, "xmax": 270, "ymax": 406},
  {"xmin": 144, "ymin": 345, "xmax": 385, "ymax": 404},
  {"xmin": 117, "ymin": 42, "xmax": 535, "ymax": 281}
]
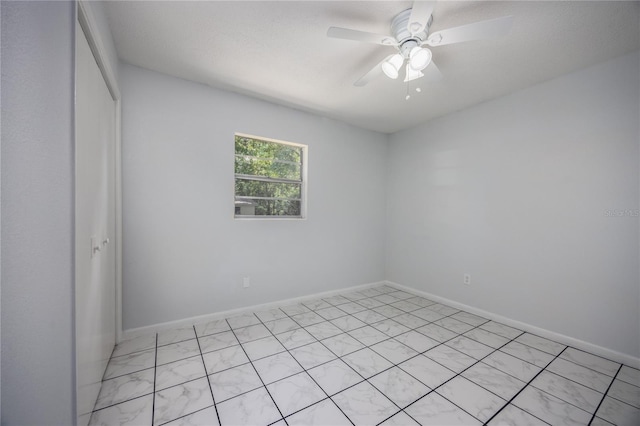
[{"xmin": 2, "ymin": 1, "xmax": 640, "ymax": 425}]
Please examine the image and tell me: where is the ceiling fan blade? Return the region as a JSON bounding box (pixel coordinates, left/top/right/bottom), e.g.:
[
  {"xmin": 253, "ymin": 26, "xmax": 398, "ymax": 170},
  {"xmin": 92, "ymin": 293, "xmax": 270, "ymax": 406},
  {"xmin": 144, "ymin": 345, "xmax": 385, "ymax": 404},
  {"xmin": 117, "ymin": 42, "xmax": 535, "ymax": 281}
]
[
  {"xmin": 354, "ymin": 55, "xmax": 393, "ymax": 87},
  {"xmin": 327, "ymin": 26, "xmax": 398, "ymax": 46},
  {"xmin": 422, "ymin": 59, "xmax": 443, "ymax": 82},
  {"xmin": 404, "ymin": 64, "xmax": 424, "ymax": 83},
  {"xmin": 408, "ymin": 1, "xmax": 437, "ymax": 35},
  {"xmin": 425, "ymin": 15, "xmax": 514, "ymax": 47}
]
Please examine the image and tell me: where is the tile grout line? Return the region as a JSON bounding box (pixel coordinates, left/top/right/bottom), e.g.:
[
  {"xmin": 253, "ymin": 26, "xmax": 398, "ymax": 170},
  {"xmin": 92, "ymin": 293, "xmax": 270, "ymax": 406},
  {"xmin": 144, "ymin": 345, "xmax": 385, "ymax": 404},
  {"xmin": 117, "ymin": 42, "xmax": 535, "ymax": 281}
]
[
  {"xmin": 113, "ymin": 293, "xmax": 455, "ymax": 399},
  {"xmin": 270, "ymin": 289, "xmax": 493, "ymax": 424},
  {"xmin": 346, "ymin": 289, "xmax": 502, "ymax": 425},
  {"xmin": 306, "ymin": 289, "xmax": 434, "ymax": 421},
  {"xmin": 379, "ymin": 320, "xmax": 521, "ymax": 425},
  {"xmin": 541, "ymin": 350, "xmax": 623, "ymax": 387},
  {"xmin": 252, "ymin": 288, "xmax": 409, "ymax": 422},
  {"xmin": 587, "ymin": 363, "xmax": 623, "ymax": 426},
  {"xmin": 91, "ymin": 393, "xmax": 154, "ymax": 415},
  {"xmin": 224, "ymin": 317, "xmax": 291, "ymax": 426},
  {"xmin": 151, "ymin": 333, "xmax": 158, "ymax": 426},
  {"xmin": 536, "ymin": 364, "xmax": 615, "ymax": 395},
  {"xmin": 145, "ymin": 291, "xmax": 453, "ymax": 385},
  {"xmin": 138, "ymin": 325, "xmax": 555, "ymax": 423},
  {"xmin": 557, "ymin": 346, "xmax": 625, "ymax": 373},
  {"xmin": 156, "ymin": 406, "xmax": 214, "ymax": 426},
  {"xmin": 525, "ymin": 368, "xmax": 619, "ymax": 415},
  {"xmin": 100, "ymin": 286, "xmax": 633, "ymax": 426},
  {"xmin": 98, "ymin": 348, "xmax": 157, "ymax": 381},
  {"xmin": 294, "ymin": 291, "xmax": 505, "ymax": 419},
  {"xmin": 193, "ymin": 324, "xmax": 223, "ymax": 426},
  {"xmin": 554, "ymin": 352, "xmax": 623, "ymax": 378},
  {"xmin": 89, "ymin": 341, "xmax": 156, "ymax": 416},
  {"xmin": 335, "ymin": 292, "xmax": 563, "ymax": 425},
  {"xmin": 257, "ymin": 289, "xmax": 605, "ymax": 423},
  {"xmin": 99, "ymin": 344, "xmax": 119, "ymax": 380},
  {"xmin": 252, "ymin": 311, "xmax": 357, "ymax": 426},
  {"xmin": 268, "ymin": 289, "xmax": 625, "ymax": 425},
  {"xmin": 482, "ymin": 346, "xmax": 570, "ymax": 425},
  {"xmin": 224, "ymin": 302, "xmax": 564, "ymax": 421},
  {"xmin": 601, "ymin": 390, "xmax": 640, "ymax": 409},
  {"xmin": 418, "ymin": 323, "xmax": 626, "ymax": 404}
]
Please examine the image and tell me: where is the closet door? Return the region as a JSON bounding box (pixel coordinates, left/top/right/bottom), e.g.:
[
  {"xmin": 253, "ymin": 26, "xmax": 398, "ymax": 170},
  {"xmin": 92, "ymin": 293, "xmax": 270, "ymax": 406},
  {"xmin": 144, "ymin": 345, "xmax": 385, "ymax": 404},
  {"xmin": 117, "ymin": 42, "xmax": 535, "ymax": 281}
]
[{"xmin": 75, "ymin": 18, "xmax": 117, "ymax": 426}]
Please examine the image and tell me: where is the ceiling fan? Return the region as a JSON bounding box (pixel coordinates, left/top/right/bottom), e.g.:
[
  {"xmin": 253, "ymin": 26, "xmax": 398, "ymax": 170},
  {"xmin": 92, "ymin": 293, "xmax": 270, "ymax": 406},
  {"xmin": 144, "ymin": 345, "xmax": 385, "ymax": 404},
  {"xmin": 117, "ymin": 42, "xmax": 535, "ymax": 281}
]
[{"xmin": 327, "ymin": 1, "xmax": 514, "ymax": 87}]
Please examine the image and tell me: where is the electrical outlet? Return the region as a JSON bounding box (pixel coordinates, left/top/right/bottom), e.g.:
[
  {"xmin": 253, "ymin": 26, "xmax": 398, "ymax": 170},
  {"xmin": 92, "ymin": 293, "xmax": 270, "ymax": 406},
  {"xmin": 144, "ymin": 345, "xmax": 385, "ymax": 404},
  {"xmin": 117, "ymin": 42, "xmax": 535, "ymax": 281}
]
[
  {"xmin": 464, "ymin": 274, "xmax": 471, "ymax": 285},
  {"xmin": 242, "ymin": 276, "xmax": 251, "ymax": 288}
]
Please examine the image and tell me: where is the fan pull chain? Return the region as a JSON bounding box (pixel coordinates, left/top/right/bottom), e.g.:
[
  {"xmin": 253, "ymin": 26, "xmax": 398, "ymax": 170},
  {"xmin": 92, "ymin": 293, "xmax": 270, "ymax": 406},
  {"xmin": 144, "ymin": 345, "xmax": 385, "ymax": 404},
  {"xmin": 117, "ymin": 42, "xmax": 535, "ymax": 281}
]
[{"xmin": 406, "ymin": 80, "xmax": 423, "ymax": 101}]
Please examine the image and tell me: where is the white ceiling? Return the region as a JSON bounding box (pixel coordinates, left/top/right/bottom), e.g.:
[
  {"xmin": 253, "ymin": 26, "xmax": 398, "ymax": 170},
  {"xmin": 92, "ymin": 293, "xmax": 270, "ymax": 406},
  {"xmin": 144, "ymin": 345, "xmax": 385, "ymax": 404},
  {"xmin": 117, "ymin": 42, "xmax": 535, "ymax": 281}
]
[{"xmin": 103, "ymin": 1, "xmax": 640, "ymax": 134}]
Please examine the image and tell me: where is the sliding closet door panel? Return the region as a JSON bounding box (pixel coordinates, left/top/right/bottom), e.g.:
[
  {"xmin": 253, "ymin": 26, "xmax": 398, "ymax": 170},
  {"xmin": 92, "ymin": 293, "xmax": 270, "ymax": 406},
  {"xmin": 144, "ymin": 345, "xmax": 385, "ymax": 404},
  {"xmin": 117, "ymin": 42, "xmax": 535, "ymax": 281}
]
[{"xmin": 75, "ymin": 18, "xmax": 116, "ymax": 425}]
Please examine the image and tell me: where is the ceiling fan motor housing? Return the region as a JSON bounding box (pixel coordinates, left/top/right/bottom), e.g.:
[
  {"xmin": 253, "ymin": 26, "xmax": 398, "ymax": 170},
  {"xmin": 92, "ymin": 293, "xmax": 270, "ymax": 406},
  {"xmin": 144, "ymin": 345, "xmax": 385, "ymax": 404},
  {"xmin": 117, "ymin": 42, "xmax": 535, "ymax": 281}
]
[{"xmin": 392, "ymin": 8, "xmax": 432, "ymax": 57}]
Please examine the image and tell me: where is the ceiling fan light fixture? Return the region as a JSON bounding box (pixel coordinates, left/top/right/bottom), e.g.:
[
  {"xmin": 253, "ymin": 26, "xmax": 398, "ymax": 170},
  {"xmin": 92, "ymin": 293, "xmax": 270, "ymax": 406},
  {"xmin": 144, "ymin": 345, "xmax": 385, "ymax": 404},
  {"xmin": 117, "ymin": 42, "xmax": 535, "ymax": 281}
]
[
  {"xmin": 404, "ymin": 63, "xmax": 424, "ymax": 82},
  {"xmin": 409, "ymin": 46, "xmax": 432, "ymax": 71},
  {"xmin": 382, "ymin": 54, "xmax": 404, "ymax": 79}
]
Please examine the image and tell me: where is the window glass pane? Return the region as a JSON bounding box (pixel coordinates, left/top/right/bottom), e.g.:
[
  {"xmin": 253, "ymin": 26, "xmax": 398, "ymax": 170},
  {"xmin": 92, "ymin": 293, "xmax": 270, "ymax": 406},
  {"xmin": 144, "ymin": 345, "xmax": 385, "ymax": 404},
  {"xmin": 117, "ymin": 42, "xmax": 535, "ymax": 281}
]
[
  {"xmin": 235, "ymin": 179, "xmax": 301, "ymax": 199},
  {"xmin": 234, "ymin": 155, "xmax": 301, "ymax": 181},
  {"xmin": 234, "ymin": 134, "xmax": 305, "ymax": 218},
  {"xmin": 235, "ymin": 136, "xmax": 301, "ymax": 163},
  {"xmin": 235, "ymin": 198, "xmax": 301, "ymax": 217}
]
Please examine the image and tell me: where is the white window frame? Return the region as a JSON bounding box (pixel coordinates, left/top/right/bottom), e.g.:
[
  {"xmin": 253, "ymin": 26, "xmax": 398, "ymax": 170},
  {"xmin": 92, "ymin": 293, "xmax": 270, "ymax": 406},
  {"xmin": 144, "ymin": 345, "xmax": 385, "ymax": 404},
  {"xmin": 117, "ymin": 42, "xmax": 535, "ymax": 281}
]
[{"xmin": 234, "ymin": 133, "xmax": 308, "ymax": 220}]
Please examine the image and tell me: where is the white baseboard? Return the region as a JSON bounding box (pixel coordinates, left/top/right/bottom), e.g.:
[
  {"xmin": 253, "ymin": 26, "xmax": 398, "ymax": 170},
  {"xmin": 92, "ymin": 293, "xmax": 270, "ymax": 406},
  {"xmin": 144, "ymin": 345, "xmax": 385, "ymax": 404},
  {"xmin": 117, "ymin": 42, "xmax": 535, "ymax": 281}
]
[
  {"xmin": 121, "ymin": 278, "xmax": 640, "ymax": 369},
  {"xmin": 121, "ymin": 281, "xmax": 387, "ymax": 341},
  {"xmin": 385, "ymin": 280, "xmax": 640, "ymax": 369}
]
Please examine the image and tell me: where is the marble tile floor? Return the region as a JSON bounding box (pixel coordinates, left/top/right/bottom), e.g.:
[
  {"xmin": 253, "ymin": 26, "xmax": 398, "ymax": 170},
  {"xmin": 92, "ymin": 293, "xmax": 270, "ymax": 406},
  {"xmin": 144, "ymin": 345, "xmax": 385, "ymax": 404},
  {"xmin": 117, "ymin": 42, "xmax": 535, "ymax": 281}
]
[{"xmin": 89, "ymin": 285, "xmax": 640, "ymax": 426}]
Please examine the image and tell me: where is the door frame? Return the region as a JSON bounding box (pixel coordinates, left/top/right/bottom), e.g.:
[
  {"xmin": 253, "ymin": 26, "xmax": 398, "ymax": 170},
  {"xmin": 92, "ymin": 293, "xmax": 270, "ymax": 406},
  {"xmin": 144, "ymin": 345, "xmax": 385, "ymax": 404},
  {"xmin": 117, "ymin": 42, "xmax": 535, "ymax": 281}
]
[{"xmin": 77, "ymin": 0, "xmax": 123, "ymax": 343}]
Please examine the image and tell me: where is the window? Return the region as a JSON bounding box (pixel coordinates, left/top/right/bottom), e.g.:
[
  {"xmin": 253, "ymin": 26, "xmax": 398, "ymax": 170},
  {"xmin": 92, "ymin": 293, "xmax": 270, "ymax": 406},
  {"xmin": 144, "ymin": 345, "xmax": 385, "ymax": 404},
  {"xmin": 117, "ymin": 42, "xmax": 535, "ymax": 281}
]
[{"xmin": 234, "ymin": 134, "xmax": 306, "ymax": 218}]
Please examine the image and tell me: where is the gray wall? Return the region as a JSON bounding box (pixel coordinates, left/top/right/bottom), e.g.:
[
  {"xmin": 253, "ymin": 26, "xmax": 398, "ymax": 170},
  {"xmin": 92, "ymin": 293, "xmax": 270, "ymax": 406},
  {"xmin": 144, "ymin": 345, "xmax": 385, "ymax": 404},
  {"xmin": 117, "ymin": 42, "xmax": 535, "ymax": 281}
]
[
  {"xmin": 121, "ymin": 64, "xmax": 388, "ymax": 330},
  {"xmin": 1, "ymin": 1, "xmax": 76, "ymax": 424},
  {"xmin": 386, "ymin": 51, "xmax": 640, "ymax": 359}
]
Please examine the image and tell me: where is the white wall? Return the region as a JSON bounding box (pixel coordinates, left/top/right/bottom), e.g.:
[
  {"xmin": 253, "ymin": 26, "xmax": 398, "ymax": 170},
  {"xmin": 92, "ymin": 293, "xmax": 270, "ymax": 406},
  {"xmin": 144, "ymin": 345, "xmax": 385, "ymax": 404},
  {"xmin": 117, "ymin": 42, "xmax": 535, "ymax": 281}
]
[
  {"xmin": 386, "ymin": 51, "xmax": 640, "ymax": 359},
  {"xmin": 121, "ymin": 64, "xmax": 388, "ymax": 330},
  {"xmin": 1, "ymin": 1, "xmax": 76, "ymax": 424}
]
